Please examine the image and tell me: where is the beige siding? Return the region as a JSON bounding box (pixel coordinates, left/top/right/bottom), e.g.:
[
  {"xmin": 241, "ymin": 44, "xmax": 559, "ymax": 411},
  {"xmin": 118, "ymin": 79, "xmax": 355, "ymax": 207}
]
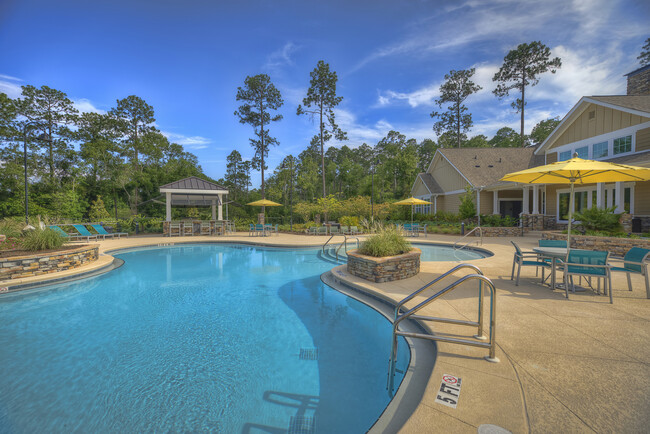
[
  {"xmin": 438, "ymin": 193, "xmax": 462, "ymax": 214},
  {"xmin": 545, "ymin": 185, "xmax": 561, "ymax": 216},
  {"xmin": 429, "ymin": 155, "xmax": 470, "ymax": 192},
  {"xmin": 635, "ymin": 181, "xmax": 650, "ymax": 215},
  {"xmin": 411, "ymin": 177, "xmax": 430, "ymax": 197},
  {"xmin": 498, "ymin": 189, "xmax": 523, "ymax": 199},
  {"xmin": 546, "ymin": 152, "xmax": 557, "ymax": 163},
  {"xmin": 480, "ymin": 191, "xmax": 492, "ymax": 215},
  {"xmin": 549, "ymin": 104, "xmax": 650, "ymax": 150},
  {"xmin": 636, "ymin": 127, "xmax": 650, "ymax": 152}
]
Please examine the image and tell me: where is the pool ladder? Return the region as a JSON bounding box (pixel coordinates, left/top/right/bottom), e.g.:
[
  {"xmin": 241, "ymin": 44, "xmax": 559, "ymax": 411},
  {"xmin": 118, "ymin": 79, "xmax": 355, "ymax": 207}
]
[
  {"xmin": 322, "ymin": 234, "xmax": 360, "ymax": 262},
  {"xmin": 453, "ymin": 226, "xmax": 483, "ymax": 250},
  {"xmin": 387, "ymin": 264, "xmax": 499, "ymax": 396}
]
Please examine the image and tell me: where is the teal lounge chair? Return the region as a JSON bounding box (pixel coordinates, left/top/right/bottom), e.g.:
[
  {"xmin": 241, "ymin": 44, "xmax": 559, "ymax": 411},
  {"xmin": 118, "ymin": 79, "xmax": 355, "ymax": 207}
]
[
  {"xmin": 563, "ymin": 249, "xmax": 611, "ymax": 303},
  {"xmin": 90, "ymin": 224, "xmax": 128, "ymax": 239},
  {"xmin": 71, "ymin": 224, "xmax": 99, "ymax": 242},
  {"xmin": 609, "ymin": 247, "xmax": 650, "ymax": 299},
  {"xmin": 49, "ymin": 225, "xmax": 75, "ymax": 240}
]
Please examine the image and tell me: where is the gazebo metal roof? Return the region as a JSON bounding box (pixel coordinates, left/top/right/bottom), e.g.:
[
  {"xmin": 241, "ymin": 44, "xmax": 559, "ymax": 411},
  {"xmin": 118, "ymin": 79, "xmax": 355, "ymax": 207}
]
[{"xmin": 160, "ymin": 176, "xmax": 229, "ymax": 206}]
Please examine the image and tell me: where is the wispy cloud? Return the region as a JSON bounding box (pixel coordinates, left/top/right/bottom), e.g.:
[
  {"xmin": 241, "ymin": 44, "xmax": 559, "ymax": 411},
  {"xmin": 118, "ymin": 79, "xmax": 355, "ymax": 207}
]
[
  {"xmin": 162, "ymin": 131, "xmax": 212, "ymax": 149},
  {"xmin": 375, "ymin": 82, "xmax": 441, "ymax": 108},
  {"xmin": 263, "ymin": 42, "xmax": 300, "ymax": 73},
  {"xmin": 73, "ymin": 98, "xmax": 105, "ymax": 114},
  {"xmin": 0, "ymin": 74, "xmax": 22, "ymax": 98}
]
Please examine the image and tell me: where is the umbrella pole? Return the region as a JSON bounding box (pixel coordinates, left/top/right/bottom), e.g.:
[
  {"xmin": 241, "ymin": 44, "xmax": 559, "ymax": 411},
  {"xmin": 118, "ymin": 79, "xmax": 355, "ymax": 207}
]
[
  {"xmin": 567, "ymin": 181, "xmax": 574, "ymax": 249},
  {"xmin": 411, "ymin": 205, "xmax": 414, "ymax": 226}
]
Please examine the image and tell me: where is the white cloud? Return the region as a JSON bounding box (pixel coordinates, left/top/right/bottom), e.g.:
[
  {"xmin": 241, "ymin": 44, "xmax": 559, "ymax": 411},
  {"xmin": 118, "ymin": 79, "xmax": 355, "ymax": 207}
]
[
  {"xmin": 162, "ymin": 131, "xmax": 212, "ymax": 149},
  {"xmin": 264, "ymin": 42, "xmax": 300, "ymax": 73},
  {"xmin": 73, "ymin": 98, "xmax": 105, "ymax": 114},
  {"xmin": 376, "ymin": 82, "xmax": 441, "ymax": 108},
  {"xmin": 0, "ymin": 75, "xmax": 22, "ymax": 99}
]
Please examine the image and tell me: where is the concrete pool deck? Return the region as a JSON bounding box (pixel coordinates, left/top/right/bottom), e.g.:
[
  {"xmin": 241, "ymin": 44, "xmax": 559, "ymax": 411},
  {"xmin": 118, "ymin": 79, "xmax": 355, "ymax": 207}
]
[{"xmin": 3, "ymin": 232, "xmax": 649, "ymax": 433}]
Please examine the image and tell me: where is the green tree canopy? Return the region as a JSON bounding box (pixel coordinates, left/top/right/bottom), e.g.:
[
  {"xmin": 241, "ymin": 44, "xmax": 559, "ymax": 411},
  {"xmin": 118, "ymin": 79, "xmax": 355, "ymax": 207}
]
[
  {"xmin": 431, "ymin": 68, "xmax": 482, "ymax": 148},
  {"xmin": 489, "ymin": 127, "xmax": 520, "ymax": 148},
  {"xmin": 492, "ymin": 41, "xmax": 561, "ymax": 146},
  {"xmin": 638, "ymin": 37, "xmax": 650, "ymax": 66},
  {"xmin": 529, "ymin": 117, "xmax": 560, "ymax": 147},
  {"xmin": 297, "ymin": 60, "xmax": 347, "ymax": 198},
  {"xmin": 234, "ymin": 74, "xmax": 283, "ymax": 200}
]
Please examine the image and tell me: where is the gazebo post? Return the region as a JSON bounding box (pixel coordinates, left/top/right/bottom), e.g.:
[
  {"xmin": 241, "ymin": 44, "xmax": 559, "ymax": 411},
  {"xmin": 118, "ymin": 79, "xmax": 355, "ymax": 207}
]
[
  {"xmin": 211, "ymin": 199, "xmax": 216, "ymax": 220},
  {"xmin": 166, "ymin": 192, "xmax": 172, "ymax": 221},
  {"xmin": 218, "ymin": 194, "xmax": 223, "ymax": 221}
]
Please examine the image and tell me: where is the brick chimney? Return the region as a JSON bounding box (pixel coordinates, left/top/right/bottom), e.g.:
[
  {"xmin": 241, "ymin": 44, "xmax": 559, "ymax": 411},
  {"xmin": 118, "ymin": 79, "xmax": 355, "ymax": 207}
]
[{"xmin": 625, "ymin": 64, "xmax": 650, "ymax": 95}]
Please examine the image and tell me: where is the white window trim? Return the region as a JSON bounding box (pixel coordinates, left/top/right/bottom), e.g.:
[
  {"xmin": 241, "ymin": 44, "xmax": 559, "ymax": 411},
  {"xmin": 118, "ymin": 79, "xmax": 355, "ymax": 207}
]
[
  {"xmin": 546, "ymin": 120, "xmax": 650, "ymax": 161},
  {"xmin": 556, "ymin": 183, "xmax": 635, "ymax": 222}
]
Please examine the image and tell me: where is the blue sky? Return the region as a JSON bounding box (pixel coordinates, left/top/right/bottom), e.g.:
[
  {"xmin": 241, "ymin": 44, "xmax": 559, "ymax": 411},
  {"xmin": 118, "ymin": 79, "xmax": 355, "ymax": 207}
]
[{"xmin": 1, "ymin": 0, "xmax": 648, "ymax": 184}]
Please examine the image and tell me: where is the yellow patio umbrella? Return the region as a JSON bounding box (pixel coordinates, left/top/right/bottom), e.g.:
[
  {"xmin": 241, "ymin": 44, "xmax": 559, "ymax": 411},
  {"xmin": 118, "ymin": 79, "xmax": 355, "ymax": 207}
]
[
  {"xmin": 393, "ymin": 197, "xmax": 432, "ymax": 225},
  {"xmin": 500, "ymin": 155, "xmax": 650, "ymax": 247},
  {"xmin": 247, "ymin": 199, "xmax": 282, "ymax": 224}
]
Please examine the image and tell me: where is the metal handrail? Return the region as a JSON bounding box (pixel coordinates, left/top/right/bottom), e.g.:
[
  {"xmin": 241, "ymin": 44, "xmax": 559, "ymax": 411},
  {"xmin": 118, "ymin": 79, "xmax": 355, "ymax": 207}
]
[
  {"xmin": 453, "ymin": 226, "xmax": 483, "ymax": 250},
  {"xmin": 387, "ymin": 272, "xmax": 499, "ymax": 396},
  {"xmin": 322, "ymin": 234, "xmax": 338, "ymax": 253},
  {"xmin": 394, "ymin": 263, "xmax": 483, "ymax": 320},
  {"xmin": 335, "ymin": 236, "xmax": 360, "ymax": 261}
]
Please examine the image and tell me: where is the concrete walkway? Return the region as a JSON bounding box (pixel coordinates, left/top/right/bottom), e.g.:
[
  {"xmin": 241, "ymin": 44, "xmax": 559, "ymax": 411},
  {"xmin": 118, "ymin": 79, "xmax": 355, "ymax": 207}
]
[{"xmin": 3, "ymin": 232, "xmax": 649, "ymax": 433}]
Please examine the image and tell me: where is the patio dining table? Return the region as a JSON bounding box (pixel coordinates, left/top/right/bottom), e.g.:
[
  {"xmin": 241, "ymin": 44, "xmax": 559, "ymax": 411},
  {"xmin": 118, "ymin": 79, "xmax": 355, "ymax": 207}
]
[{"xmin": 533, "ymin": 247, "xmax": 568, "ymax": 291}]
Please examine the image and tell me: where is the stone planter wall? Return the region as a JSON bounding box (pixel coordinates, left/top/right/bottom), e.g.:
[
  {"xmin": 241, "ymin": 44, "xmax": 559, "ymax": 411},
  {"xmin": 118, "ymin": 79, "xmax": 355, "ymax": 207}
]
[
  {"xmin": 478, "ymin": 227, "xmax": 523, "ymax": 237},
  {"xmin": 347, "ymin": 248, "xmax": 420, "ymax": 283},
  {"xmin": 0, "ymin": 245, "xmax": 99, "ymax": 282},
  {"xmin": 542, "ymin": 231, "xmax": 650, "ymax": 258}
]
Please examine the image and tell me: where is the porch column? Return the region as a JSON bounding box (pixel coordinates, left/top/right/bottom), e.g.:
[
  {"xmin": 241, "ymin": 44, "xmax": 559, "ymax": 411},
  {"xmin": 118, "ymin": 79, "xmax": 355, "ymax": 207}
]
[
  {"xmin": 614, "ymin": 182, "xmax": 624, "ymax": 213},
  {"xmin": 166, "ymin": 192, "xmax": 172, "ymax": 221},
  {"xmin": 596, "ymin": 183, "xmax": 605, "ymax": 209},
  {"xmin": 532, "ymin": 185, "xmax": 539, "ymax": 214},
  {"xmin": 476, "ymin": 189, "xmax": 481, "ymax": 216},
  {"xmin": 211, "ymin": 199, "xmax": 217, "ymax": 220},
  {"xmin": 218, "ymin": 194, "xmax": 223, "ymax": 220},
  {"xmin": 492, "ymin": 190, "xmax": 499, "ymax": 214},
  {"xmin": 522, "ymin": 187, "xmax": 530, "ymax": 214}
]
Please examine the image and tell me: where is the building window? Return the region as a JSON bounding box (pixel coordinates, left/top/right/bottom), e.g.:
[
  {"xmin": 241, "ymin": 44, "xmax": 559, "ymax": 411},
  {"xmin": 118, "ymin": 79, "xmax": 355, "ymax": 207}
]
[
  {"xmin": 592, "ymin": 141, "xmax": 608, "ymax": 159},
  {"xmin": 559, "ymin": 150, "xmax": 572, "ymax": 161},
  {"xmin": 575, "ymin": 191, "xmax": 588, "ymax": 214},
  {"xmin": 575, "ymin": 146, "xmax": 588, "ymax": 159},
  {"xmin": 613, "ymin": 135, "xmax": 632, "ymax": 154},
  {"xmin": 559, "ymin": 193, "xmax": 570, "ymax": 220},
  {"xmin": 624, "ymin": 187, "xmax": 631, "ymax": 213}
]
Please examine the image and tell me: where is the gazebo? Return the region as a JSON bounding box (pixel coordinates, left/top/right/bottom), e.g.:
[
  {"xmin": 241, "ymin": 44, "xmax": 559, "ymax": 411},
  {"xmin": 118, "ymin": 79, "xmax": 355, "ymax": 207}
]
[{"xmin": 159, "ymin": 177, "xmax": 229, "ymax": 234}]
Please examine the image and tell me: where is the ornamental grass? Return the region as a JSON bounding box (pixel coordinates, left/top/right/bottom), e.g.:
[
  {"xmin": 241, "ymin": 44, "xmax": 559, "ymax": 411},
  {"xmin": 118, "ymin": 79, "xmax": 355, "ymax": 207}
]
[{"xmin": 358, "ymin": 226, "xmax": 411, "ymax": 257}]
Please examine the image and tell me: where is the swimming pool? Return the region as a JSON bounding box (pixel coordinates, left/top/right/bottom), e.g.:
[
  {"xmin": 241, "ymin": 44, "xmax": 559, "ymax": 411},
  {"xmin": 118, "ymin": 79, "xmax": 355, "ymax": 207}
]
[{"xmin": 0, "ymin": 244, "xmax": 410, "ymax": 433}]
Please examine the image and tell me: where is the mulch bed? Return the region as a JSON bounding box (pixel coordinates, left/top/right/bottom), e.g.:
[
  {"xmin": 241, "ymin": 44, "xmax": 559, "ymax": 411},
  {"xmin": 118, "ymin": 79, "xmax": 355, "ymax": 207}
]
[{"xmin": 0, "ymin": 245, "xmax": 88, "ymax": 259}]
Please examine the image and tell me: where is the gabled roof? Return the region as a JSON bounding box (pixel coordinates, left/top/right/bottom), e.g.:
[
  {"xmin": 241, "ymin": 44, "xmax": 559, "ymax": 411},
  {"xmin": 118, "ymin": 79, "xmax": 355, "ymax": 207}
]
[
  {"xmin": 416, "ymin": 172, "xmax": 444, "ymax": 194},
  {"xmin": 535, "ymin": 95, "xmax": 650, "ymax": 155},
  {"xmin": 438, "ymin": 148, "xmax": 543, "ymax": 188},
  {"xmin": 160, "ymin": 176, "xmax": 228, "ymax": 192}
]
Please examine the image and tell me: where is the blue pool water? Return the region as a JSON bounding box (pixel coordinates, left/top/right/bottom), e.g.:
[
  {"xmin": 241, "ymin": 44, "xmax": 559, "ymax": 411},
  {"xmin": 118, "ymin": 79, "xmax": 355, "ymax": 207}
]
[
  {"xmin": 0, "ymin": 244, "xmax": 409, "ymax": 433},
  {"xmin": 416, "ymin": 244, "xmax": 488, "ymax": 262}
]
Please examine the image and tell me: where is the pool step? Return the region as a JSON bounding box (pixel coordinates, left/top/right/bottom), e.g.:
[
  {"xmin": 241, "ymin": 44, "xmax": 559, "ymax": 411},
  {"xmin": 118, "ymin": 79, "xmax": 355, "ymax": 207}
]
[{"xmin": 288, "ymin": 416, "xmax": 315, "ymax": 434}]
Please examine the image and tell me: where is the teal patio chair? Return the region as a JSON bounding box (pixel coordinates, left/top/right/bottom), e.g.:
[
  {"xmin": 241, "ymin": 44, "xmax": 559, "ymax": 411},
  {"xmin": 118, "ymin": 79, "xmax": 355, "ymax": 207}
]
[
  {"xmin": 71, "ymin": 224, "xmax": 99, "ymax": 242},
  {"xmin": 90, "ymin": 224, "xmax": 128, "ymax": 239},
  {"xmin": 349, "ymin": 226, "xmax": 361, "ymax": 235},
  {"xmin": 316, "ymin": 226, "xmax": 328, "ymax": 236},
  {"xmin": 563, "ymin": 249, "xmax": 612, "ymax": 303},
  {"xmin": 511, "ymin": 241, "xmax": 550, "ymax": 286},
  {"xmin": 264, "ymin": 224, "xmax": 278, "ymax": 236},
  {"xmin": 340, "ymin": 225, "xmax": 350, "ymax": 234},
  {"xmin": 537, "ymin": 239, "xmax": 568, "ymax": 279},
  {"xmin": 329, "ymin": 225, "xmax": 341, "ymax": 235},
  {"xmin": 249, "ymin": 223, "xmax": 256, "ymax": 237},
  {"xmin": 609, "ymin": 247, "xmax": 650, "ymax": 299},
  {"xmin": 254, "ymin": 224, "xmax": 266, "ymax": 236},
  {"xmin": 49, "ymin": 225, "xmax": 75, "ymax": 241}
]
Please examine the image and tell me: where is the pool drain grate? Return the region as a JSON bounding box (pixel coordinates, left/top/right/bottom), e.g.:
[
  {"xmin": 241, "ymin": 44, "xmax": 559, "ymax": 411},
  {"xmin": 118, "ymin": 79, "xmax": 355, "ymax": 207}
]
[
  {"xmin": 288, "ymin": 416, "xmax": 315, "ymax": 434},
  {"xmin": 299, "ymin": 348, "xmax": 319, "ymax": 360}
]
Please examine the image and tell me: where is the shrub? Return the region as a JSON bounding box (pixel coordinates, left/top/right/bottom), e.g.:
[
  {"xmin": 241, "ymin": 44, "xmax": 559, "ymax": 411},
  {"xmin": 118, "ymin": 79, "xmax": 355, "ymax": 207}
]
[
  {"xmin": 0, "ymin": 218, "xmax": 24, "ymax": 238},
  {"xmin": 21, "ymin": 228, "xmax": 66, "ymax": 251},
  {"xmin": 339, "ymin": 215, "xmax": 359, "ymax": 227},
  {"xmin": 88, "ymin": 196, "xmax": 111, "ymax": 222},
  {"xmin": 358, "ymin": 226, "xmax": 411, "ymax": 257},
  {"xmin": 574, "ymin": 206, "xmax": 622, "ymax": 233},
  {"xmin": 459, "ymin": 187, "xmax": 476, "ymax": 220}
]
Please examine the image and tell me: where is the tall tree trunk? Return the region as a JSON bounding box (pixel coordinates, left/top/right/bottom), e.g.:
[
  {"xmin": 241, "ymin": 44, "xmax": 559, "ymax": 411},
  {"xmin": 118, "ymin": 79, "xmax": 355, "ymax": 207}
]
[
  {"xmin": 520, "ymin": 70, "xmax": 526, "ymax": 147},
  {"xmin": 456, "ymin": 102, "xmax": 461, "ymax": 148},
  {"xmin": 260, "ymin": 100, "xmax": 265, "ymax": 216},
  {"xmin": 133, "ymin": 125, "xmax": 139, "ymax": 214},
  {"xmin": 320, "ymin": 101, "xmax": 325, "ymax": 199}
]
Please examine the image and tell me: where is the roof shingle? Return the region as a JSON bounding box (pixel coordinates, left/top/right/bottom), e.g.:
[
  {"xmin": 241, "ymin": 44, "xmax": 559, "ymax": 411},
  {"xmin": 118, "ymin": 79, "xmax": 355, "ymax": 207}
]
[{"xmin": 160, "ymin": 176, "xmax": 228, "ymax": 191}]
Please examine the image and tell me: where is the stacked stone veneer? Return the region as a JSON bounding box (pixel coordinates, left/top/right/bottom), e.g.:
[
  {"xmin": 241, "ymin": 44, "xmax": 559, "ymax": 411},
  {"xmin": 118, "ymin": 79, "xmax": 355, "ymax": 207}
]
[
  {"xmin": 478, "ymin": 227, "xmax": 523, "ymax": 237},
  {"xmin": 542, "ymin": 232, "xmax": 650, "ymax": 258},
  {"xmin": 520, "ymin": 214, "xmax": 557, "ymax": 231},
  {"xmin": 0, "ymin": 245, "xmax": 99, "ymax": 282},
  {"xmin": 347, "ymin": 248, "xmax": 421, "ymax": 283}
]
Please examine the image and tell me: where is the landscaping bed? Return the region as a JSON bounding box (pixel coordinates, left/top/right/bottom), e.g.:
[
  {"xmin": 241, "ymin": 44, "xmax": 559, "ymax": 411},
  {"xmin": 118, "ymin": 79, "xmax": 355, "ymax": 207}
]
[{"xmin": 542, "ymin": 231, "xmax": 650, "ymax": 258}]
